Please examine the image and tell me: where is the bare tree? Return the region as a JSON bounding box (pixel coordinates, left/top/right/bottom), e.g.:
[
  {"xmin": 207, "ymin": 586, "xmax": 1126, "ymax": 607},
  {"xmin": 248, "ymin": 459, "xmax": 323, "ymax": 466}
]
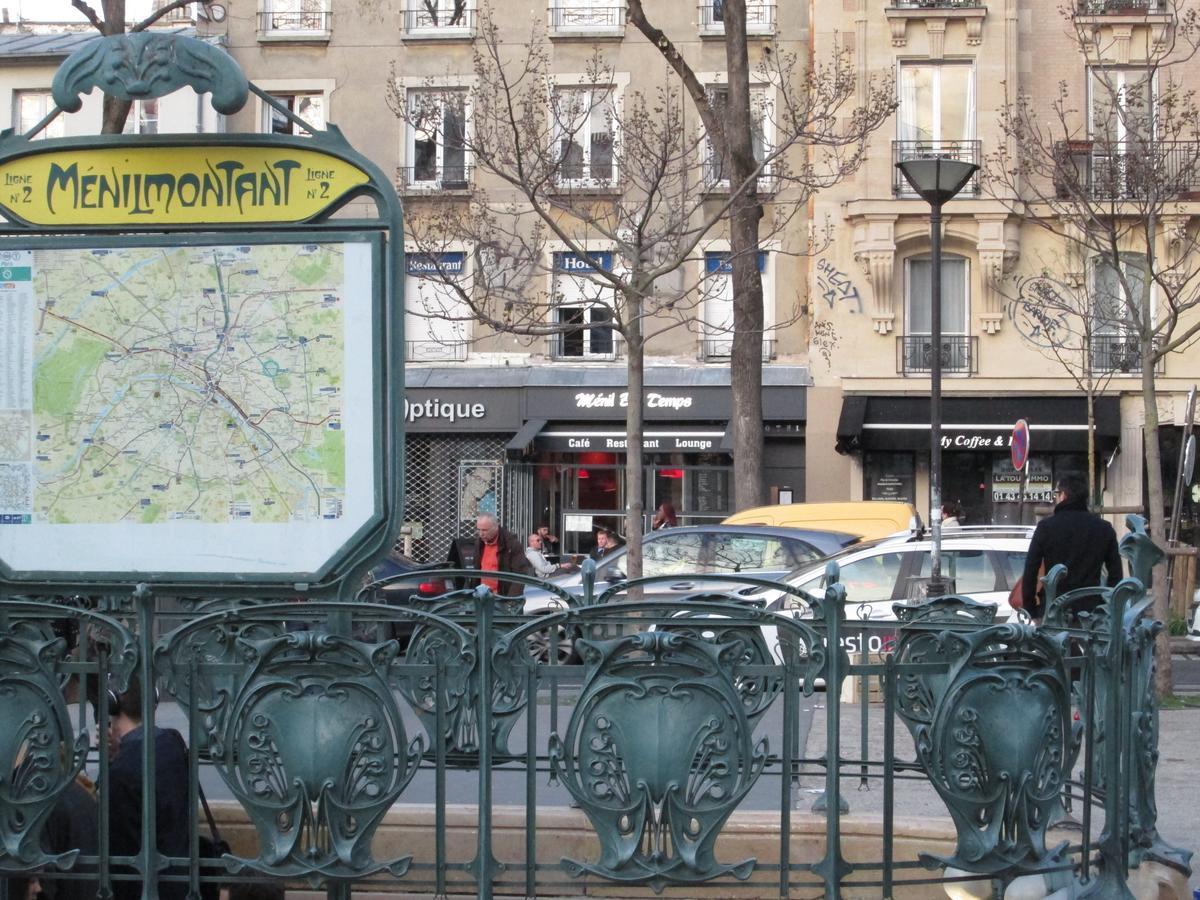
[
  {"xmin": 1004, "ymin": 267, "xmax": 1123, "ymax": 504},
  {"xmin": 628, "ymin": 0, "xmax": 894, "ymax": 508},
  {"xmin": 388, "ymin": 9, "xmax": 883, "ymax": 575},
  {"xmin": 988, "ymin": 0, "xmax": 1200, "ymax": 693},
  {"xmin": 67, "ymin": 0, "xmax": 220, "ymax": 133}
]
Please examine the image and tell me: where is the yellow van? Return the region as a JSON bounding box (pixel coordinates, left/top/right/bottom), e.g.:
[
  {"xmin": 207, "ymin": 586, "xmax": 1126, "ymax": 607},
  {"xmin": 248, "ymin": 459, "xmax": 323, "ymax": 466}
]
[{"xmin": 722, "ymin": 501, "xmax": 920, "ymax": 541}]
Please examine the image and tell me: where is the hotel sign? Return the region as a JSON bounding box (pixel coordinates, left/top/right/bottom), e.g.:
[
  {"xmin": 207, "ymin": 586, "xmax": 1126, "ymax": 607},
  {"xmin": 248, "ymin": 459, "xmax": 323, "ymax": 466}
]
[{"xmin": 0, "ymin": 146, "xmax": 369, "ymax": 227}]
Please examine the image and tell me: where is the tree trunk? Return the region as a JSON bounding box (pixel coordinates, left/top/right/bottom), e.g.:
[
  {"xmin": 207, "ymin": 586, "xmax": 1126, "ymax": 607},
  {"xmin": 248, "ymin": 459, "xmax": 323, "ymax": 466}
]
[
  {"xmin": 624, "ymin": 290, "xmax": 646, "ymax": 581},
  {"xmin": 99, "ymin": 0, "xmax": 131, "ymax": 134},
  {"xmin": 723, "ymin": 0, "xmax": 766, "ymax": 511},
  {"xmin": 1086, "ymin": 388, "xmax": 1097, "ymax": 508},
  {"xmin": 1142, "ymin": 355, "xmax": 1173, "ymax": 697}
]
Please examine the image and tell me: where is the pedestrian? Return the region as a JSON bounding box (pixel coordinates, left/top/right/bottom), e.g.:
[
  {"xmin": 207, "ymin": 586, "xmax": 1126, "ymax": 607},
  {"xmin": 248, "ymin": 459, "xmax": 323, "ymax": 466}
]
[
  {"xmin": 651, "ymin": 502, "xmax": 678, "ymax": 530},
  {"xmin": 940, "ymin": 502, "xmax": 961, "ymax": 528},
  {"xmin": 590, "ymin": 529, "xmax": 616, "ymax": 561},
  {"xmin": 525, "ymin": 532, "xmax": 577, "ymax": 576},
  {"xmin": 536, "ymin": 525, "xmax": 560, "ymax": 556},
  {"xmin": 1020, "ymin": 474, "xmax": 1123, "ymax": 620},
  {"xmin": 105, "ymin": 674, "xmax": 191, "ymax": 900},
  {"xmin": 471, "ymin": 513, "xmax": 534, "ymax": 596}
]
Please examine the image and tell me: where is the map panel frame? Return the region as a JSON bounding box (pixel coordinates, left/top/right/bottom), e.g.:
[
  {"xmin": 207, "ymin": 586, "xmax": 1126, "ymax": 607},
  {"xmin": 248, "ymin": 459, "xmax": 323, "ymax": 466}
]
[{"xmin": 0, "ymin": 228, "xmax": 389, "ymax": 589}]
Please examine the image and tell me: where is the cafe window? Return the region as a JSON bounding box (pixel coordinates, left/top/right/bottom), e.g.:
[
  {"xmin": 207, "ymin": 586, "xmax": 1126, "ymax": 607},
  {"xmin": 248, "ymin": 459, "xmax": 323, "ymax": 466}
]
[{"xmin": 864, "ymin": 452, "xmax": 915, "ymax": 504}]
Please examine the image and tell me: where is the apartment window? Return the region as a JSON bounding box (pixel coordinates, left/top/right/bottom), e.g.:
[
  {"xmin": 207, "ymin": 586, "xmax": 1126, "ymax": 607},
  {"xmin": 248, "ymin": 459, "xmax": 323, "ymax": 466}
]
[
  {"xmin": 898, "ymin": 63, "xmax": 974, "ymax": 145},
  {"xmin": 550, "ymin": 0, "xmax": 624, "ymax": 32},
  {"xmin": 263, "ymin": 92, "xmax": 325, "ymax": 135},
  {"xmin": 552, "ymin": 252, "xmax": 616, "ymax": 359},
  {"xmin": 552, "ymin": 87, "xmax": 616, "ymax": 187},
  {"xmin": 261, "ymin": 0, "xmax": 331, "ymax": 34},
  {"xmin": 1091, "ymin": 68, "xmax": 1153, "ymax": 144},
  {"xmin": 699, "ymin": 1, "xmax": 775, "ymax": 34},
  {"xmin": 403, "ymin": 0, "xmax": 473, "ymax": 34},
  {"xmin": 704, "ymin": 85, "xmax": 769, "ymax": 188},
  {"xmin": 14, "ymin": 91, "xmax": 65, "ymax": 140},
  {"xmin": 701, "ymin": 251, "xmax": 771, "ymax": 359},
  {"xmin": 902, "ymin": 256, "xmax": 973, "ymax": 374},
  {"xmin": 406, "ymin": 90, "xmax": 469, "ymax": 188},
  {"xmin": 122, "ymin": 99, "xmax": 159, "ymax": 136},
  {"xmin": 406, "ymin": 252, "xmax": 471, "ymax": 361}
]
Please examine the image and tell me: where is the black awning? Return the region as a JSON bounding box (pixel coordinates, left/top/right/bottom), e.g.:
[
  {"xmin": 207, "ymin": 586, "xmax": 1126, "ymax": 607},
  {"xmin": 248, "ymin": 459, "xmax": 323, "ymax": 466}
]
[
  {"xmin": 505, "ymin": 418, "xmax": 547, "ymax": 460},
  {"xmin": 837, "ymin": 395, "xmax": 1120, "ymax": 454}
]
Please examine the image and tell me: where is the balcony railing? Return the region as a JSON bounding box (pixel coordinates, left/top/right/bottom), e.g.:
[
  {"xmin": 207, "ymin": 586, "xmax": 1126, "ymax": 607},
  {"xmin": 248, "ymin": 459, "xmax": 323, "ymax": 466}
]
[
  {"xmin": 402, "ymin": 3, "xmax": 475, "ymax": 34},
  {"xmin": 549, "ymin": 329, "xmax": 620, "ymax": 360},
  {"xmin": 397, "ymin": 164, "xmax": 473, "ymax": 193},
  {"xmin": 698, "ymin": 2, "xmax": 776, "ymax": 33},
  {"xmin": 1076, "ymin": 0, "xmax": 1166, "ymax": 12},
  {"xmin": 549, "ymin": 4, "xmax": 625, "ymax": 32},
  {"xmin": 0, "ymin": 518, "xmax": 1186, "ymax": 900},
  {"xmin": 407, "ymin": 339, "xmax": 469, "ymax": 362},
  {"xmin": 889, "ymin": 0, "xmax": 983, "ymax": 7},
  {"xmin": 1089, "ymin": 333, "xmax": 1166, "ymax": 375},
  {"xmin": 1054, "ymin": 140, "xmax": 1200, "ymax": 200},
  {"xmin": 898, "ymin": 334, "xmax": 978, "ymax": 375},
  {"xmin": 702, "ymin": 336, "xmax": 776, "ymax": 361},
  {"xmin": 258, "ymin": 8, "xmax": 332, "ymax": 34},
  {"xmin": 892, "ymin": 140, "xmax": 982, "ymax": 196}
]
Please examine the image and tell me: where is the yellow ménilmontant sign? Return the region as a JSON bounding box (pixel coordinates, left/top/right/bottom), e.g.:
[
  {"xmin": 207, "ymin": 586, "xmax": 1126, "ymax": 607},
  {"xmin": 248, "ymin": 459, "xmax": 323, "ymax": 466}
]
[{"xmin": 0, "ymin": 145, "xmax": 370, "ymax": 226}]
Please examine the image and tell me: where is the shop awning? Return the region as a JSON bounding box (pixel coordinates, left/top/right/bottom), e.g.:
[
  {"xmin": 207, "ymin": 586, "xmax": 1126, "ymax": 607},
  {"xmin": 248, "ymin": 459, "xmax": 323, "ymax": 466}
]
[
  {"xmin": 505, "ymin": 418, "xmax": 547, "ymax": 460},
  {"xmin": 534, "ymin": 425, "xmax": 729, "ymax": 454},
  {"xmin": 836, "ymin": 396, "xmax": 1121, "ymax": 454}
]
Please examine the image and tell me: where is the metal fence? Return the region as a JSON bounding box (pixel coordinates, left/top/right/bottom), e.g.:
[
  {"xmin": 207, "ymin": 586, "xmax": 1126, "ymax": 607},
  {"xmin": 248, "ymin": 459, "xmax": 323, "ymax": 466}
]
[{"xmin": 0, "ymin": 517, "xmax": 1191, "ymax": 899}]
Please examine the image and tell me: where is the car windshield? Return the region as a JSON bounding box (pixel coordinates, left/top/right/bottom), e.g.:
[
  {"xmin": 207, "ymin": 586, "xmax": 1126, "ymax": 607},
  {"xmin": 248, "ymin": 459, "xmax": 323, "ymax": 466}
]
[
  {"xmin": 710, "ymin": 535, "xmax": 823, "ymax": 573},
  {"xmin": 785, "ymin": 537, "xmax": 894, "ymax": 579}
]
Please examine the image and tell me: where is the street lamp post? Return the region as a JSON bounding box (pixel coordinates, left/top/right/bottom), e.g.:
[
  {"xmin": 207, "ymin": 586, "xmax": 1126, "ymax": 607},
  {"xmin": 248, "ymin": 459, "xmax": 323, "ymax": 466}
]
[{"xmin": 895, "ymin": 155, "xmax": 979, "ymax": 596}]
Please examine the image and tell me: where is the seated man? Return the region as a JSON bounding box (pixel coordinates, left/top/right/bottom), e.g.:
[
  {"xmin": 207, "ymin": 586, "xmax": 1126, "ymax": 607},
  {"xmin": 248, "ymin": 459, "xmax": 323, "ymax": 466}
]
[{"xmin": 526, "ymin": 532, "xmax": 577, "ymax": 576}]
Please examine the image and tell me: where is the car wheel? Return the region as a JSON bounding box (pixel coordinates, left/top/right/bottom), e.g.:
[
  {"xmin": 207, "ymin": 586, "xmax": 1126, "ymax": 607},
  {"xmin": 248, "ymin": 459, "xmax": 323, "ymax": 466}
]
[{"xmin": 525, "ymin": 624, "xmax": 580, "ymax": 665}]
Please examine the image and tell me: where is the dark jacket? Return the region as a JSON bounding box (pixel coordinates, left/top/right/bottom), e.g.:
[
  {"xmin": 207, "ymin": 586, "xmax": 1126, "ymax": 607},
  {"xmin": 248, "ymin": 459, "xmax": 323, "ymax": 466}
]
[
  {"xmin": 1022, "ymin": 497, "xmax": 1123, "ymax": 618},
  {"xmin": 454, "ymin": 527, "xmax": 533, "ymax": 596},
  {"xmin": 4, "ymin": 778, "xmax": 98, "ymax": 900},
  {"xmin": 108, "ymin": 727, "xmax": 192, "ymax": 900}
]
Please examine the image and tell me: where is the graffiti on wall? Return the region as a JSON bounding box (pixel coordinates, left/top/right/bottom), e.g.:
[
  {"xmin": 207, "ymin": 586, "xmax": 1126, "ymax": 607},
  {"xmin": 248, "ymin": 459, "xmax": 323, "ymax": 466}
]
[
  {"xmin": 812, "ymin": 319, "xmax": 840, "ymax": 369},
  {"xmin": 816, "ymin": 259, "xmax": 863, "ymax": 314},
  {"xmin": 1007, "ymin": 277, "xmax": 1078, "ymax": 349}
]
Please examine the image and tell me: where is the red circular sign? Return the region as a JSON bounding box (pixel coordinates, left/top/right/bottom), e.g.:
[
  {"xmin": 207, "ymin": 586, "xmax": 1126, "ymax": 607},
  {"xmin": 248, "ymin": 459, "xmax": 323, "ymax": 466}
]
[{"xmin": 1011, "ymin": 419, "xmax": 1030, "ymax": 471}]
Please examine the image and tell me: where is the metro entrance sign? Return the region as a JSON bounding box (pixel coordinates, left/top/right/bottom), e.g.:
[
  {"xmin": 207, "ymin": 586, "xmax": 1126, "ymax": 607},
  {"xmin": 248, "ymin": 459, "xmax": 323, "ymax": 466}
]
[
  {"xmin": 1011, "ymin": 418, "xmax": 1030, "ymax": 471},
  {"xmin": 0, "ymin": 33, "xmax": 405, "ymax": 598}
]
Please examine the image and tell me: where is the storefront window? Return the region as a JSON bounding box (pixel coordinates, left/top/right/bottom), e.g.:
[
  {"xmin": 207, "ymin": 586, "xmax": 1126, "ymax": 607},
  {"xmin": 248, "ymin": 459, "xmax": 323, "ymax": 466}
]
[{"xmin": 865, "ymin": 452, "xmax": 915, "ymax": 503}]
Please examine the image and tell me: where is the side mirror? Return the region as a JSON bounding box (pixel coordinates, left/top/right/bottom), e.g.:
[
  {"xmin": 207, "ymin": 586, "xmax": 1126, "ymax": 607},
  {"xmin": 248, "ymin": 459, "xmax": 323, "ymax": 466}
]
[{"xmin": 608, "ymin": 570, "xmax": 627, "ymax": 584}]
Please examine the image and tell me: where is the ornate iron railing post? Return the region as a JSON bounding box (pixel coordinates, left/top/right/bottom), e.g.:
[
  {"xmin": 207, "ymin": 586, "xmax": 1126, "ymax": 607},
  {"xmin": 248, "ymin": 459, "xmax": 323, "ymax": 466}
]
[{"xmin": 472, "ymin": 585, "xmax": 498, "ymax": 900}]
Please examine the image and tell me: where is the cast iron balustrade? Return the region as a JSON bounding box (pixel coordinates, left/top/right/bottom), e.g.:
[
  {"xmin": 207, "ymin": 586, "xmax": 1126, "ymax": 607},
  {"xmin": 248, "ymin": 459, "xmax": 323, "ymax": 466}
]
[
  {"xmin": 402, "ymin": 2, "xmax": 475, "ymax": 35},
  {"xmin": 406, "ymin": 339, "xmax": 469, "ymax": 362},
  {"xmin": 1055, "ymin": 140, "xmax": 1200, "ymax": 200},
  {"xmin": 397, "ymin": 164, "xmax": 473, "ymax": 192},
  {"xmin": 702, "ymin": 336, "xmax": 776, "ymax": 361},
  {"xmin": 698, "ymin": 2, "xmax": 776, "ymax": 33},
  {"xmin": 898, "ymin": 334, "xmax": 977, "ymax": 374},
  {"xmin": 1076, "ymin": 0, "xmax": 1166, "ymax": 11},
  {"xmin": 888, "ymin": 0, "xmax": 983, "ymax": 7},
  {"xmin": 258, "ymin": 7, "xmax": 332, "ymax": 35},
  {"xmin": 1090, "ymin": 333, "xmax": 1166, "ymax": 375},
  {"xmin": 893, "ymin": 140, "xmax": 982, "ymax": 196},
  {"xmin": 549, "ymin": 4, "xmax": 625, "ymax": 32},
  {"xmin": 0, "ymin": 518, "xmax": 1190, "ymax": 898}
]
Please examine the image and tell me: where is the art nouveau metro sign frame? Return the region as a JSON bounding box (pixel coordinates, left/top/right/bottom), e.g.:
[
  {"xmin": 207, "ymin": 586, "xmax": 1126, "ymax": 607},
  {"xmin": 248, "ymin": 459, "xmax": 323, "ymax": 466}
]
[{"xmin": 0, "ymin": 33, "xmax": 405, "ymax": 598}]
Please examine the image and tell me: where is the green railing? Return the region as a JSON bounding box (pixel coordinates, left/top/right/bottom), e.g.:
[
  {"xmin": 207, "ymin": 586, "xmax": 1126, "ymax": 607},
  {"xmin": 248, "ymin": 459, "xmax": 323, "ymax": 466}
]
[{"xmin": 0, "ymin": 517, "xmax": 1192, "ymax": 899}]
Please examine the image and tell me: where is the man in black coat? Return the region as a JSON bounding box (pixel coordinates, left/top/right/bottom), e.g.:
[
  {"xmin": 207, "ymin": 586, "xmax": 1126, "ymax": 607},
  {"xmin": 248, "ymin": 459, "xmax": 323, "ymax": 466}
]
[{"xmin": 1021, "ymin": 474, "xmax": 1123, "ymax": 620}]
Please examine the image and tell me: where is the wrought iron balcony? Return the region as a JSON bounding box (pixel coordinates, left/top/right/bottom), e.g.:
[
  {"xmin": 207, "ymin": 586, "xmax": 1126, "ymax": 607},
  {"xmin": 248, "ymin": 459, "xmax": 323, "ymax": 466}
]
[
  {"xmin": 402, "ymin": 3, "xmax": 475, "ymax": 35},
  {"xmin": 1089, "ymin": 333, "xmax": 1166, "ymax": 375},
  {"xmin": 257, "ymin": 8, "xmax": 332, "ymax": 35},
  {"xmin": 698, "ymin": 2, "xmax": 776, "ymax": 34},
  {"xmin": 893, "ymin": 140, "xmax": 982, "ymax": 196},
  {"xmin": 397, "ymin": 164, "xmax": 473, "ymax": 193},
  {"xmin": 406, "ymin": 339, "xmax": 469, "ymax": 362},
  {"xmin": 702, "ymin": 336, "xmax": 776, "ymax": 361},
  {"xmin": 889, "ymin": 0, "xmax": 983, "ymax": 6},
  {"xmin": 1076, "ymin": 0, "xmax": 1166, "ymax": 12},
  {"xmin": 549, "ymin": 4, "xmax": 625, "ymax": 32},
  {"xmin": 1054, "ymin": 140, "xmax": 1200, "ymax": 200},
  {"xmin": 898, "ymin": 334, "xmax": 978, "ymax": 375}
]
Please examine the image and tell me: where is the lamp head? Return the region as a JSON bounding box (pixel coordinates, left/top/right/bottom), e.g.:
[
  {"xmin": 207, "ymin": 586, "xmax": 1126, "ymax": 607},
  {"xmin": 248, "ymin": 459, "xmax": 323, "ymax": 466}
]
[{"xmin": 895, "ymin": 155, "xmax": 979, "ymax": 205}]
